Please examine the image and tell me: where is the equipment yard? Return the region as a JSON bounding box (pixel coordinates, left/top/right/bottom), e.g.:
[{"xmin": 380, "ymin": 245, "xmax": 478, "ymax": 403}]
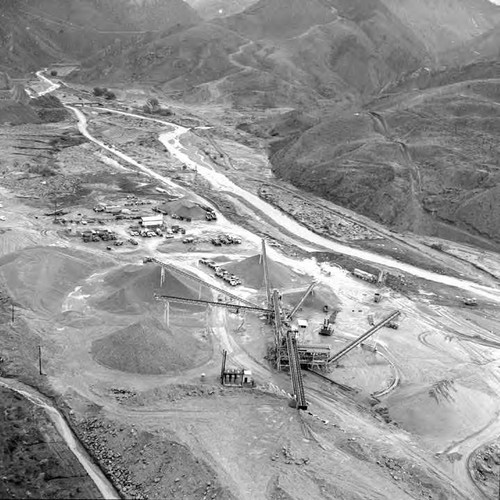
[{"xmin": 2, "ymin": 70, "xmax": 500, "ymax": 500}]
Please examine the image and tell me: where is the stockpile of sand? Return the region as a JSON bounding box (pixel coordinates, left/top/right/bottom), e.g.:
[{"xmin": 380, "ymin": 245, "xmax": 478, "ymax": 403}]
[
  {"xmin": 91, "ymin": 317, "xmax": 210, "ymax": 374},
  {"xmin": 0, "ymin": 247, "xmax": 99, "ymax": 315},
  {"xmin": 387, "ymin": 379, "xmax": 498, "ymax": 446},
  {"xmin": 282, "ymin": 284, "xmax": 339, "ymax": 312},
  {"xmin": 225, "ymin": 254, "xmax": 309, "ymax": 290},
  {"xmin": 159, "ymin": 196, "xmax": 206, "ymax": 220},
  {"xmin": 93, "ymin": 264, "xmax": 211, "ymax": 314}
]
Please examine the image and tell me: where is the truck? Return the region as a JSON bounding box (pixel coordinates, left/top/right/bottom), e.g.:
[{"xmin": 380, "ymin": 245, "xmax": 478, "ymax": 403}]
[
  {"xmin": 352, "ymin": 268, "xmax": 377, "ymax": 284},
  {"xmin": 374, "ymin": 292, "xmax": 381, "ymax": 303},
  {"xmin": 463, "ymin": 297, "xmax": 478, "ymax": 306}
]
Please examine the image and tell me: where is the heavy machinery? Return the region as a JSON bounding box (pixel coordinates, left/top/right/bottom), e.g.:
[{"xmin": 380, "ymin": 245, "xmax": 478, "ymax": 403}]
[
  {"xmin": 319, "ymin": 317, "xmax": 334, "ymax": 336},
  {"xmin": 463, "ymin": 297, "xmax": 478, "ymax": 306},
  {"xmin": 146, "ymin": 246, "xmax": 330, "ymax": 411}
]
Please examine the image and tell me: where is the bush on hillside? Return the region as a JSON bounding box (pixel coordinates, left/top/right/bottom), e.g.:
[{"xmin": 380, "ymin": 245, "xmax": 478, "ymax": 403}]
[
  {"xmin": 27, "ymin": 163, "xmax": 57, "ymax": 177},
  {"xmin": 50, "ymin": 70, "xmax": 58, "ymax": 76},
  {"xmin": 93, "ymin": 87, "xmax": 107, "ymax": 97},
  {"xmin": 104, "ymin": 90, "xmax": 116, "ymax": 100}
]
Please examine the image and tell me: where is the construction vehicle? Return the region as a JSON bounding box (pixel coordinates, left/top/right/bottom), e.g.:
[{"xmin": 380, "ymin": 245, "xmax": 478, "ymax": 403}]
[
  {"xmin": 368, "ymin": 313, "xmax": 375, "ymax": 326},
  {"xmin": 352, "ymin": 268, "xmax": 377, "ymax": 284},
  {"xmin": 182, "ymin": 237, "xmax": 194, "ymax": 244},
  {"xmin": 386, "ymin": 321, "xmax": 399, "ymax": 329},
  {"xmin": 205, "ymin": 209, "xmax": 217, "ymax": 221},
  {"xmin": 318, "ymin": 317, "xmax": 334, "ymax": 336},
  {"xmin": 374, "ymin": 292, "xmax": 381, "ymax": 303},
  {"xmin": 463, "ymin": 297, "xmax": 478, "ymax": 306}
]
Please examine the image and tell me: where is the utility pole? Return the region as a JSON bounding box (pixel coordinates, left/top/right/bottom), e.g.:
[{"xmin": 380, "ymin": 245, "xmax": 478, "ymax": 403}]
[
  {"xmin": 220, "ymin": 350, "xmax": 227, "ymax": 384},
  {"xmin": 11, "ymin": 302, "xmax": 14, "ymax": 323}
]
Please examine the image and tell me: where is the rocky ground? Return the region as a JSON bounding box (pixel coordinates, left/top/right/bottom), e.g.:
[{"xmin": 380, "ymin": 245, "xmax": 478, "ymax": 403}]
[{"xmin": 0, "ymin": 387, "xmax": 101, "ymax": 499}]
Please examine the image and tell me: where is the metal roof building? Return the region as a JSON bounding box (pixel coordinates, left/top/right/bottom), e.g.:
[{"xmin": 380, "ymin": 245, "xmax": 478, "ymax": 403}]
[{"xmin": 141, "ymin": 215, "xmax": 164, "ymax": 227}]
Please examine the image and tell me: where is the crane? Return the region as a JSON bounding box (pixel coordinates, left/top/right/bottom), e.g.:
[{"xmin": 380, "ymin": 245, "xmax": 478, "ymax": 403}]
[{"xmin": 327, "ymin": 310, "xmax": 400, "ymax": 366}]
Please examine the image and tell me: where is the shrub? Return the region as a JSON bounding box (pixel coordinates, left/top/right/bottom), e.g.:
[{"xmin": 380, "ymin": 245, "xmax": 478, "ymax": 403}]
[
  {"xmin": 93, "ymin": 87, "xmax": 106, "ymax": 97},
  {"xmin": 104, "ymin": 90, "xmax": 116, "ymax": 100},
  {"xmin": 50, "ymin": 70, "xmax": 58, "ymax": 76}
]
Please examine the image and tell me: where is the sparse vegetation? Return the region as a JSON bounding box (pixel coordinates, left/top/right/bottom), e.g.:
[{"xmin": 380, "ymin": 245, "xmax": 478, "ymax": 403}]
[{"xmin": 93, "ymin": 87, "xmax": 106, "ymax": 97}]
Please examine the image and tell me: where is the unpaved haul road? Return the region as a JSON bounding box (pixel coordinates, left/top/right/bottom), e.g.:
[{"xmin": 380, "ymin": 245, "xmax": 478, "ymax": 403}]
[
  {"xmin": 68, "ymin": 102, "xmax": 500, "ymax": 302},
  {"xmin": 35, "ymin": 69, "xmax": 61, "ymax": 96},
  {"xmin": 0, "ymin": 378, "xmax": 120, "ymax": 500}
]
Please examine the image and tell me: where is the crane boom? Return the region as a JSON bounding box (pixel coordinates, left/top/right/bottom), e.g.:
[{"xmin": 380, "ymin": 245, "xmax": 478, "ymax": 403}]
[
  {"xmin": 148, "ymin": 257, "xmax": 261, "ymax": 308},
  {"xmin": 328, "ymin": 310, "xmax": 400, "ymax": 365},
  {"xmin": 286, "ymin": 281, "xmax": 317, "ymax": 320},
  {"xmin": 154, "ymin": 294, "xmax": 271, "ymax": 313}
]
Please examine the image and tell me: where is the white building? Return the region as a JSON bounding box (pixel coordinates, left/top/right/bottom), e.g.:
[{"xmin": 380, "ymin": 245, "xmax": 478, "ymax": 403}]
[{"xmin": 141, "ymin": 214, "xmax": 164, "ymax": 228}]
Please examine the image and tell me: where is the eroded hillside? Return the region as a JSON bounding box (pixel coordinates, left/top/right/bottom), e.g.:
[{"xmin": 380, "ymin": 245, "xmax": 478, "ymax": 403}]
[{"xmin": 270, "ymin": 64, "xmax": 500, "ymax": 249}]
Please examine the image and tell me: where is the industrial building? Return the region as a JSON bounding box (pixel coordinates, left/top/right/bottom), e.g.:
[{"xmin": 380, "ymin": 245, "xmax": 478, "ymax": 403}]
[{"xmin": 140, "ymin": 214, "xmax": 164, "ymax": 228}]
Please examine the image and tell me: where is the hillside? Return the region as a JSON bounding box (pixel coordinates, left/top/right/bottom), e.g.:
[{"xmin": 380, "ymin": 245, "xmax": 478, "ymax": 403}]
[
  {"xmin": 444, "ymin": 24, "xmax": 500, "ymax": 66},
  {"xmin": 185, "ymin": 0, "xmax": 258, "ymax": 19},
  {"xmin": 380, "ymin": 0, "xmax": 500, "ymax": 60},
  {"xmin": 75, "ymin": 0, "xmax": 434, "ymax": 109},
  {"xmin": 270, "ymin": 62, "xmax": 500, "ymax": 248},
  {"xmin": 0, "ymin": 0, "xmax": 200, "ymax": 76}
]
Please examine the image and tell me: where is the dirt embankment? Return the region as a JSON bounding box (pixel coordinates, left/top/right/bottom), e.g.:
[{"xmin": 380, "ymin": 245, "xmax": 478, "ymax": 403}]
[
  {"xmin": 74, "ymin": 415, "xmax": 235, "ymax": 500},
  {"xmin": 0, "ymin": 387, "xmax": 101, "ymax": 499}
]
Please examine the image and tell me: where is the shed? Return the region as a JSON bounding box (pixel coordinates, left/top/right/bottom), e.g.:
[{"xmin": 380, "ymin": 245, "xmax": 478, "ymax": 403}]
[
  {"xmin": 297, "ymin": 319, "xmax": 308, "ymax": 329},
  {"xmin": 141, "ymin": 215, "xmax": 164, "ymax": 228}
]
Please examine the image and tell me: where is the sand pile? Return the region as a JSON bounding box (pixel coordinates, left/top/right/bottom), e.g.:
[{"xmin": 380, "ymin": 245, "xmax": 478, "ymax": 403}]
[
  {"xmin": 159, "ymin": 196, "xmax": 206, "ymax": 220},
  {"xmin": 282, "ymin": 284, "xmax": 339, "ymax": 312},
  {"xmin": 387, "ymin": 379, "xmax": 498, "ymax": 446},
  {"xmin": 91, "ymin": 317, "xmax": 210, "ymax": 374},
  {"xmin": 93, "ymin": 264, "xmax": 211, "ymax": 314},
  {"xmin": 225, "ymin": 254, "xmax": 309, "ymax": 290},
  {"xmin": 0, "ymin": 247, "xmax": 99, "ymax": 315}
]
